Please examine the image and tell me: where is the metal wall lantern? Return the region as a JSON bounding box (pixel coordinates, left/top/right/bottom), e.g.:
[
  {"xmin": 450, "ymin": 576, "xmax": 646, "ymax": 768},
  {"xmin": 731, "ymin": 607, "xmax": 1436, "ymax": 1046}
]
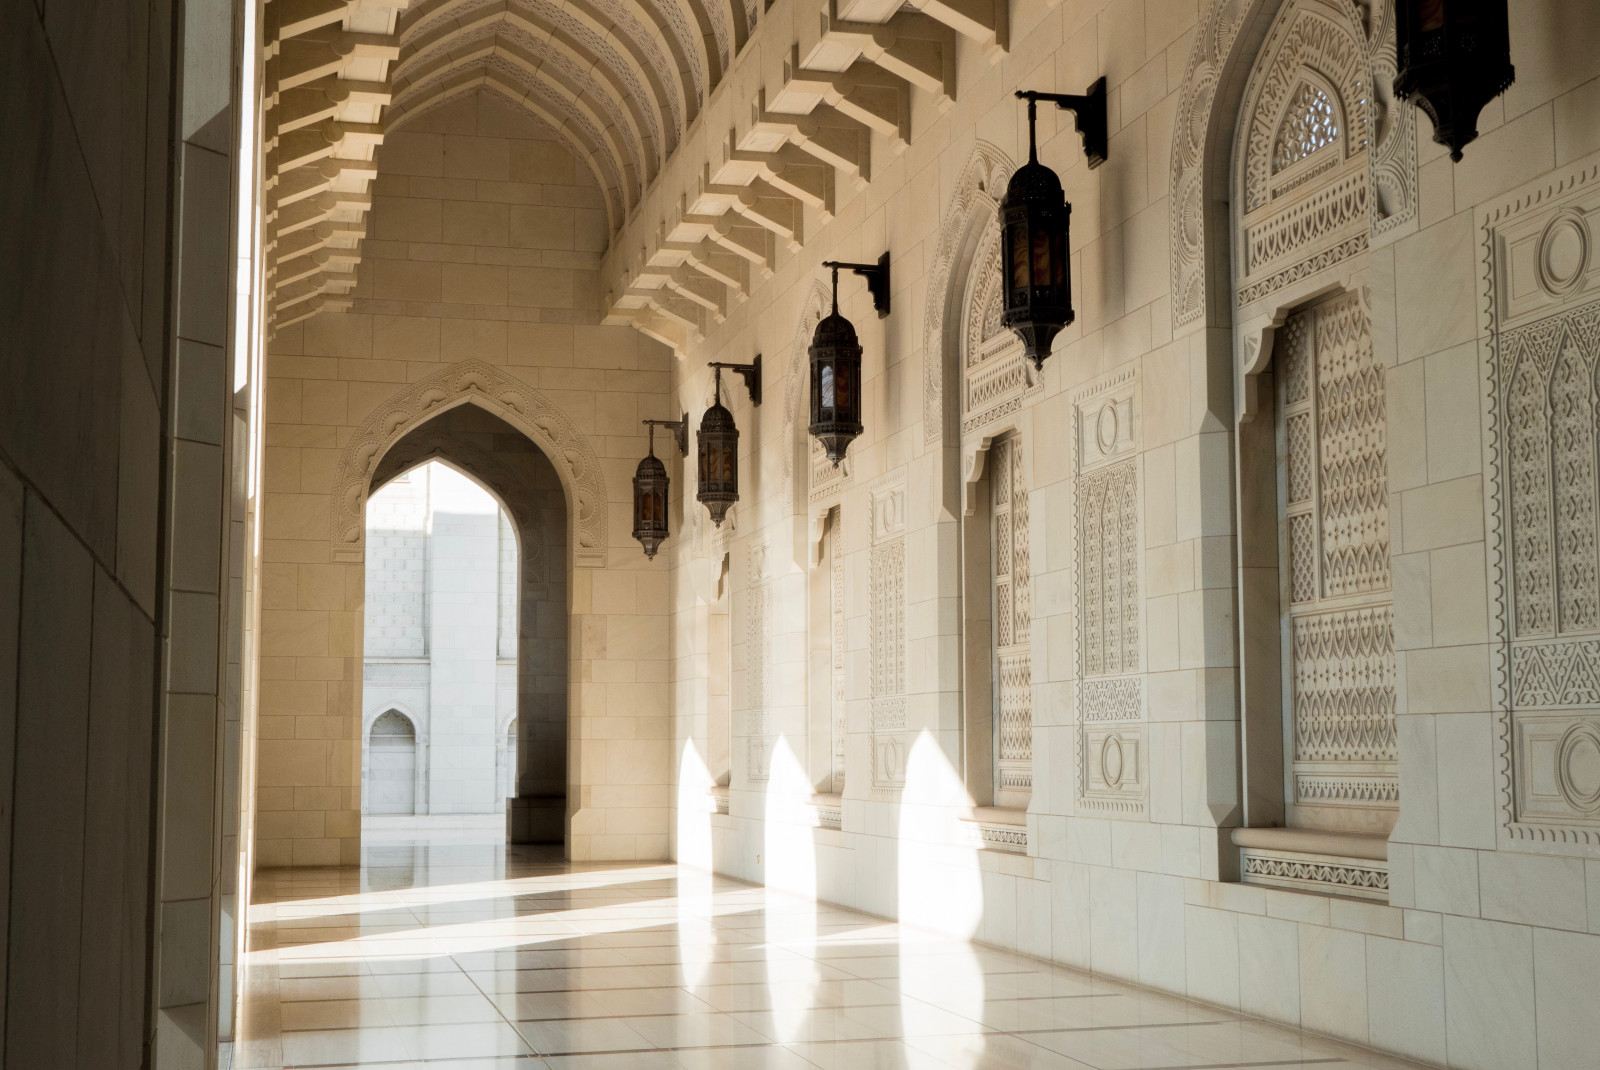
[
  {"xmin": 1394, "ymin": 0, "xmax": 1514, "ymax": 162},
  {"xmin": 1001, "ymin": 79, "xmax": 1107, "ymax": 370},
  {"xmin": 810, "ymin": 255, "xmax": 888, "ymax": 467},
  {"xmin": 632, "ymin": 415, "xmax": 686, "ymax": 559},
  {"xmin": 696, "ymin": 367, "xmax": 745, "ymax": 527}
]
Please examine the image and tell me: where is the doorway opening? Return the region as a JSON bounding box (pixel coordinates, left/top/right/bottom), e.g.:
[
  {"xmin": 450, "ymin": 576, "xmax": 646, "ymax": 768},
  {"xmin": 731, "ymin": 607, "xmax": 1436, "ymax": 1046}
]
[
  {"xmin": 357, "ymin": 401, "xmax": 573, "ymax": 855},
  {"xmin": 361, "ymin": 461, "xmax": 518, "ymax": 845}
]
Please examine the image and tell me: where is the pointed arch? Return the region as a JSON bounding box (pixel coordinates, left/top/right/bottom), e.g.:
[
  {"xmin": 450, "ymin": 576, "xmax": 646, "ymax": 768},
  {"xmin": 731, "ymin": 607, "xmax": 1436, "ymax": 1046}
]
[
  {"xmin": 331, "ymin": 360, "xmax": 608, "ymax": 566},
  {"xmin": 922, "ymin": 142, "xmax": 1014, "ymax": 450},
  {"xmin": 1169, "ymin": 0, "xmax": 1417, "ymax": 334}
]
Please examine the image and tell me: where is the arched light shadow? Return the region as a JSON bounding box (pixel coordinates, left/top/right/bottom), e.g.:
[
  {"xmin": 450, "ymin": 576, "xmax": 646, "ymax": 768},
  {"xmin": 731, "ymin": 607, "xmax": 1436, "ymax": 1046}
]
[
  {"xmin": 895, "ymin": 730, "xmax": 986, "ymax": 1068},
  {"xmin": 762, "ymin": 735, "xmax": 819, "ymax": 1044},
  {"xmin": 674, "ymin": 739, "xmax": 716, "ymax": 991}
]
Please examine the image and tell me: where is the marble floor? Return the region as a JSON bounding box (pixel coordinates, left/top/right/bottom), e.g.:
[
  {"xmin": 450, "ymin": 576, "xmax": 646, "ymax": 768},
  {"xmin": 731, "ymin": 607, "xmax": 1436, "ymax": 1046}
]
[{"xmin": 235, "ymin": 845, "xmax": 1428, "ymax": 1070}]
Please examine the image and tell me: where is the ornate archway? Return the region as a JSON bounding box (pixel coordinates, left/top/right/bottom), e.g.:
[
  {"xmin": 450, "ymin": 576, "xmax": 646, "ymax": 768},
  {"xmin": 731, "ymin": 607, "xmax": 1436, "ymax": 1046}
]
[
  {"xmin": 922, "ymin": 142, "xmax": 1014, "ymax": 450},
  {"xmin": 1167, "ymin": 0, "xmax": 1416, "ymax": 335},
  {"xmin": 330, "ymin": 360, "xmax": 609, "ymax": 566}
]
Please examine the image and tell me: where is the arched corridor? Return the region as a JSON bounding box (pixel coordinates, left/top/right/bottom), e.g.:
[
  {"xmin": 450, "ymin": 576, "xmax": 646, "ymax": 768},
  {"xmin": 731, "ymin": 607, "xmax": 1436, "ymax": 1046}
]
[
  {"xmin": 5, "ymin": 0, "xmax": 1600, "ymax": 1065},
  {"xmin": 235, "ymin": 843, "xmax": 1422, "ymax": 1070}
]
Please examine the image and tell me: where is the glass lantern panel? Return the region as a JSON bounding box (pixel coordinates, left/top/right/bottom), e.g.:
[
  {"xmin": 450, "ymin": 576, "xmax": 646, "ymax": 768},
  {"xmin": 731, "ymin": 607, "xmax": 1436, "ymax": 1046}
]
[
  {"xmin": 1009, "ymin": 222, "xmax": 1029, "ymax": 289},
  {"xmin": 820, "ymin": 364, "xmax": 835, "ymax": 409},
  {"xmin": 1420, "ymin": 0, "xmax": 1444, "ymax": 30},
  {"xmin": 1031, "ymin": 224, "xmax": 1052, "ymax": 289}
]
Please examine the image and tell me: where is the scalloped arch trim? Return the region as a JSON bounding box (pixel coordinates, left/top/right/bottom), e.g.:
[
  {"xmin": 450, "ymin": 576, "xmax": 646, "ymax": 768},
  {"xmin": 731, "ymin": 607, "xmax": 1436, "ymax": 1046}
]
[{"xmin": 331, "ymin": 361, "xmax": 608, "ymax": 567}]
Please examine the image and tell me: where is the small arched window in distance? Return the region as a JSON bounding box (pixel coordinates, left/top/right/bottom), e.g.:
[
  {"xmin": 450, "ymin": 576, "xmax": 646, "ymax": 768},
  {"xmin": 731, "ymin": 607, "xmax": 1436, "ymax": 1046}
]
[{"xmin": 367, "ymin": 710, "xmax": 418, "ymax": 816}]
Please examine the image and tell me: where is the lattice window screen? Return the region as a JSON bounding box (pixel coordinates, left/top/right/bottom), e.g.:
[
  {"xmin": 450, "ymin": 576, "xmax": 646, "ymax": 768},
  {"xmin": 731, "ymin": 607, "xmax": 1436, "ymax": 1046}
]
[
  {"xmin": 829, "ymin": 508, "xmax": 847, "ymax": 793},
  {"xmin": 991, "ymin": 438, "xmax": 1032, "ymax": 802},
  {"xmin": 1275, "ymin": 292, "xmax": 1398, "ymax": 830}
]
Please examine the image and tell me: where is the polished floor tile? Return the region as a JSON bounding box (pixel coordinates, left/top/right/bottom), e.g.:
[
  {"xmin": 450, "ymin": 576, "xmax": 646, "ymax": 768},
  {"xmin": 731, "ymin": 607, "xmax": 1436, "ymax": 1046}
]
[{"xmin": 238, "ymin": 845, "xmax": 1430, "ymax": 1069}]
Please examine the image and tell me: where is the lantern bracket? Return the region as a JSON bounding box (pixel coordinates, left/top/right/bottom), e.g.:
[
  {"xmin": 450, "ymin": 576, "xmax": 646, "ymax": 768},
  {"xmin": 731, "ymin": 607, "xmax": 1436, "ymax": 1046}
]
[
  {"xmin": 822, "ymin": 253, "xmax": 891, "ymax": 318},
  {"xmin": 708, "ymin": 357, "xmax": 762, "ymax": 406},
  {"xmin": 1017, "ymin": 78, "xmax": 1107, "ymax": 169},
  {"xmin": 642, "ymin": 414, "xmax": 689, "ymax": 455}
]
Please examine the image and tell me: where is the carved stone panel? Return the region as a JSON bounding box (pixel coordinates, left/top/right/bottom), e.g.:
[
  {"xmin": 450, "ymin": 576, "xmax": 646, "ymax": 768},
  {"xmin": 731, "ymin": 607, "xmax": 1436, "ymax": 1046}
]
[
  {"xmin": 1073, "ymin": 372, "xmax": 1146, "ymax": 817},
  {"xmin": 1182, "ymin": 0, "xmax": 1416, "ymax": 326},
  {"xmin": 1275, "ymin": 291, "xmax": 1397, "ymax": 830},
  {"xmin": 744, "ymin": 576, "xmax": 771, "ymax": 783},
  {"xmin": 830, "ymin": 507, "xmax": 847, "ymax": 792},
  {"xmin": 961, "ymin": 223, "xmax": 1041, "ymax": 438},
  {"xmin": 869, "ymin": 479, "xmax": 907, "ymax": 792},
  {"xmin": 990, "ymin": 437, "xmax": 1032, "ymax": 805},
  {"xmin": 1482, "ymin": 159, "xmax": 1600, "ymax": 847}
]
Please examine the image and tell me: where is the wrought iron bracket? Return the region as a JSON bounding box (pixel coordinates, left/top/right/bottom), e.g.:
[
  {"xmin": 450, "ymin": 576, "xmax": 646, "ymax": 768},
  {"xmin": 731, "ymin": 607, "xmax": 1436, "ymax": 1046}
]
[
  {"xmin": 642, "ymin": 413, "xmax": 689, "ymax": 455},
  {"xmin": 822, "ymin": 253, "xmax": 891, "ymax": 317},
  {"xmin": 1017, "ymin": 78, "xmax": 1107, "ymax": 169},
  {"xmin": 708, "ymin": 357, "xmax": 762, "ymax": 406}
]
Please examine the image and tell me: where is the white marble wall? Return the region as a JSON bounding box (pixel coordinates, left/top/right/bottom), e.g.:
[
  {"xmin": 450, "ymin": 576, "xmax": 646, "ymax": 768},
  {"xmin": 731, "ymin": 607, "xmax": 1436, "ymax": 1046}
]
[
  {"xmin": 363, "ymin": 463, "xmax": 524, "ymax": 816},
  {"xmin": 258, "ymin": 92, "xmax": 676, "ymax": 864},
  {"xmin": 654, "ymin": 0, "xmax": 1600, "ymax": 1067}
]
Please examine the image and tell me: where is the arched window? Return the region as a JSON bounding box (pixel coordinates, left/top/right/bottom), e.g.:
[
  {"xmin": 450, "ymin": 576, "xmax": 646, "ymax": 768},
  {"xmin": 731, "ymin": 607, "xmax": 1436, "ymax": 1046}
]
[
  {"xmin": 367, "ymin": 710, "xmax": 417, "ymax": 816},
  {"xmin": 1229, "ymin": 0, "xmax": 1400, "ymax": 900}
]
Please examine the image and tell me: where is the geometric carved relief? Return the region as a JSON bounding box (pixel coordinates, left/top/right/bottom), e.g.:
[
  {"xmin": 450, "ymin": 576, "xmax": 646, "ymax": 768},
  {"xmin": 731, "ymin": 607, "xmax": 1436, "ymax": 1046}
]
[
  {"xmin": 925, "ymin": 142, "xmax": 1014, "ymax": 447},
  {"xmin": 961, "ymin": 224, "xmax": 1040, "ymax": 438},
  {"xmin": 1175, "ymin": 0, "xmax": 1415, "ymax": 328},
  {"xmin": 1275, "ymin": 291, "xmax": 1397, "ymax": 824},
  {"xmin": 745, "ymin": 542, "xmax": 772, "ymax": 782},
  {"xmin": 1233, "ymin": 0, "xmax": 1374, "ymax": 313},
  {"xmin": 1240, "ymin": 847, "xmax": 1389, "ymax": 901},
  {"xmin": 1073, "ymin": 371, "xmax": 1145, "ymax": 817},
  {"xmin": 331, "ymin": 360, "xmax": 607, "ymax": 566},
  {"xmin": 989, "ymin": 436, "xmax": 1032, "ymax": 804},
  {"xmin": 830, "ymin": 506, "xmax": 847, "ymax": 792},
  {"xmin": 869, "ymin": 478, "xmax": 907, "ymax": 792},
  {"xmin": 1483, "ymin": 158, "xmax": 1600, "ymax": 846}
]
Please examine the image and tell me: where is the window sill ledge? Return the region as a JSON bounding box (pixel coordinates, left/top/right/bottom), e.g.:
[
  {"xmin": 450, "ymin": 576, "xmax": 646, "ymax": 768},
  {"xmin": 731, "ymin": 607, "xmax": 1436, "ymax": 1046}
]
[
  {"xmin": 962, "ymin": 807, "xmax": 1028, "ymax": 853},
  {"xmin": 1232, "ymin": 827, "xmax": 1389, "ymax": 901}
]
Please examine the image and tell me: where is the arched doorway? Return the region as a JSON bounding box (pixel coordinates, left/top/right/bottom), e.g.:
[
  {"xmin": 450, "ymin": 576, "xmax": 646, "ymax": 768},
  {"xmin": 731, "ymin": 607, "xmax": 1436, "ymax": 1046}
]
[
  {"xmin": 360, "ymin": 403, "xmax": 570, "ymax": 848},
  {"xmin": 366, "ymin": 710, "xmax": 419, "ymax": 815}
]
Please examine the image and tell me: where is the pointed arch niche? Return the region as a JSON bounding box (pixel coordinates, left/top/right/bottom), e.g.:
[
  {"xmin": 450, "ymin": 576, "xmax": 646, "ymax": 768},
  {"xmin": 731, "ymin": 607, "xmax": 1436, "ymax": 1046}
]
[
  {"xmin": 1220, "ymin": 0, "xmax": 1413, "ymax": 901},
  {"xmin": 331, "ymin": 360, "xmax": 608, "ymax": 568}
]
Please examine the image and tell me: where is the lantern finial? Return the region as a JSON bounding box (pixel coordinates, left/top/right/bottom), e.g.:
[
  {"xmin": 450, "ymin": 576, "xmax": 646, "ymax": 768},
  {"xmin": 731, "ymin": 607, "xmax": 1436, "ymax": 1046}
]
[{"xmin": 1026, "ymin": 94, "xmax": 1038, "ymax": 164}]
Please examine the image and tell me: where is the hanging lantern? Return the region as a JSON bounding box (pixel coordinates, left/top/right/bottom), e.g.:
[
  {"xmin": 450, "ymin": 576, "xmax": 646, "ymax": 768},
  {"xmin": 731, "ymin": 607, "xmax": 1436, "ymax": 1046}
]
[
  {"xmin": 632, "ymin": 449, "xmax": 669, "ymax": 558},
  {"xmin": 632, "ymin": 415, "xmax": 685, "ymax": 559},
  {"xmin": 1394, "ymin": 0, "xmax": 1514, "ymax": 162},
  {"xmin": 809, "ymin": 257, "xmax": 886, "ymax": 467},
  {"xmin": 1001, "ymin": 81, "xmax": 1107, "ymax": 371},
  {"xmin": 697, "ymin": 368, "xmax": 740, "ymax": 526}
]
